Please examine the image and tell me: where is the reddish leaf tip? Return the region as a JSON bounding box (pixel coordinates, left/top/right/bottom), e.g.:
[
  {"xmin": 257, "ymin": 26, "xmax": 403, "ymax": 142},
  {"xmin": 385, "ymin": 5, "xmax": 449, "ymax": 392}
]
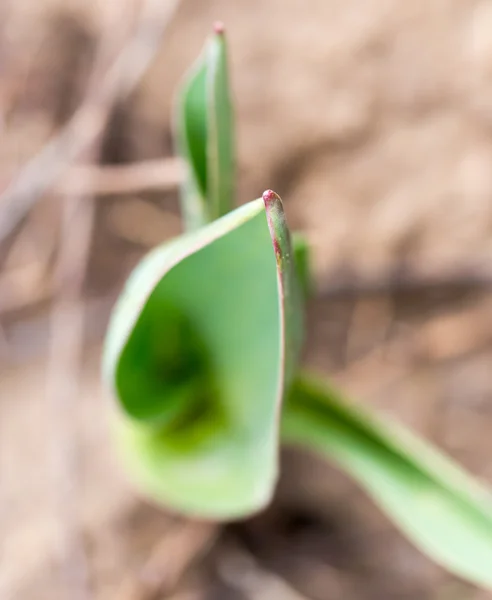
[
  {"xmin": 214, "ymin": 21, "xmax": 225, "ymax": 34},
  {"xmin": 262, "ymin": 189, "xmax": 280, "ymax": 206}
]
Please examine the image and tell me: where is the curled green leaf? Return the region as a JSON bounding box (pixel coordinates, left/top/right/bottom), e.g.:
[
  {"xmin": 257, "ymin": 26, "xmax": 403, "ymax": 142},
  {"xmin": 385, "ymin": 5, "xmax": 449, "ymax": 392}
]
[
  {"xmin": 103, "ymin": 193, "xmax": 301, "ymax": 519},
  {"xmin": 174, "ymin": 24, "xmax": 234, "ymax": 231}
]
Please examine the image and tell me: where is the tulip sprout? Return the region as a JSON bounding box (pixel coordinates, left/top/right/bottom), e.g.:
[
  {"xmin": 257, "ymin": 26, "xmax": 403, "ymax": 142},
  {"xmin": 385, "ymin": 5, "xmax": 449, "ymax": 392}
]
[{"xmin": 103, "ymin": 24, "xmax": 492, "ymax": 589}]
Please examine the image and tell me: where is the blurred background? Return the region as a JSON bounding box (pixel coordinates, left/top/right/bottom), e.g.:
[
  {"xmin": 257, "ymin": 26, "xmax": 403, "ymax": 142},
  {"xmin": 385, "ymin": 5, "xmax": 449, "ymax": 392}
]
[{"xmin": 1, "ymin": 0, "xmax": 492, "ymax": 598}]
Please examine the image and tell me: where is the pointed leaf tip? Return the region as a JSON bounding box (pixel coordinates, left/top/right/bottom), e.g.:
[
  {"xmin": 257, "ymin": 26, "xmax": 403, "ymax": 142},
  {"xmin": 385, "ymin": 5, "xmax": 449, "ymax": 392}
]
[
  {"xmin": 214, "ymin": 21, "xmax": 225, "ymax": 34},
  {"xmin": 262, "ymin": 189, "xmax": 281, "ymax": 207}
]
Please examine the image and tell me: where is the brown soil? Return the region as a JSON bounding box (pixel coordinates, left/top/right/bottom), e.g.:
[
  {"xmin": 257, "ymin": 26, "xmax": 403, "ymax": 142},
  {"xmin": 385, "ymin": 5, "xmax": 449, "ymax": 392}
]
[{"xmin": 1, "ymin": 1, "xmax": 492, "ymax": 599}]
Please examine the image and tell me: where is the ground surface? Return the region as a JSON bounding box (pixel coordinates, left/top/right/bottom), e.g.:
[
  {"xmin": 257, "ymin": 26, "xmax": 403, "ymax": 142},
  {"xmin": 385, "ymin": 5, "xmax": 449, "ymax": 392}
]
[{"xmin": 1, "ymin": 1, "xmax": 492, "ymax": 598}]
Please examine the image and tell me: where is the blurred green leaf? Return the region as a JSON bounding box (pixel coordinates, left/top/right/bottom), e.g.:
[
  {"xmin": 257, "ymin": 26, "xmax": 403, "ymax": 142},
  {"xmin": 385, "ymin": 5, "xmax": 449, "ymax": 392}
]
[
  {"xmin": 175, "ymin": 25, "xmax": 234, "ymax": 231},
  {"xmin": 283, "ymin": 375, "xmax": 492, "ymax": 589},
  {"xmin": 103, "ymin": 194, "xmax": 300, "ymax": 519},
  {"xmin": 292, "ymin": 232, "xmax": 311, "ymax": 299}
]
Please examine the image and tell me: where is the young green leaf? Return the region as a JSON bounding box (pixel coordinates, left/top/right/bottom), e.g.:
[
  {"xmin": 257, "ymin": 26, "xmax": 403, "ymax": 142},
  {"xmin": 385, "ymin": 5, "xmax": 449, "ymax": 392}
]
[
  {"xmin": 103, "ymin": 193, "xmax": 301, "ymax": 519},
  {"xmin": 283, "ymin": 375, "xmax": 492, "ymax": 589},
  {"xmin": 174, "ymin": 23, "xmax": 234, "ymax": 231}
]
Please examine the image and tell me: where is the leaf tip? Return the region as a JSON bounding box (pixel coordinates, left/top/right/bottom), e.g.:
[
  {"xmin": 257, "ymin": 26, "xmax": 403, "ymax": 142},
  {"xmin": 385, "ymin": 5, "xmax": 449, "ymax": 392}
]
[
  {"xmin": 262, "ymin": 189, "xmax": 281, "ymax": 208},
  {"xmin": 213, "ymin": 21, "xmax": 225, "ymax": 35}
]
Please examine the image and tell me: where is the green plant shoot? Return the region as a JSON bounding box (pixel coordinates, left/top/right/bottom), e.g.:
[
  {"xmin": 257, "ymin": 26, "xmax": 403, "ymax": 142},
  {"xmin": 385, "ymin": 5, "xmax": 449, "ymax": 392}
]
[
  {"xmin": 103, "ymin": 194, "xmax": 300, "ymax": 519},
  {"xmin": 103, "ymin": 24, "xmax": 492, "ymax": 590},
  {"xmin": 175, "ymin": 22, "xmax": 234, "ymax": 231}
]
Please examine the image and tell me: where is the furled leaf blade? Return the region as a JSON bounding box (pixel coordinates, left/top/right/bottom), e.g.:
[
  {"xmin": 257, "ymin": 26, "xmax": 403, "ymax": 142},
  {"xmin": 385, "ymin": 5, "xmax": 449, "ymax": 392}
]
[
  {"xmin": 174, "ymin": 26, "xmax": 234, "ymax": 231},
  {"xmin": 283, "ymin": 376, "xmax": 492, "ymax": 589},
  {"xmin": 263, "ymin": 190, "xmax": 303, "ymax": 388},
  {"xmin": 175, "ymin": 57, "xmax": 208, "ymax": 230},
  {"xmin": 103, "ymin": 199, "xmax": 296, "ymax": 519},
  {"xmin": 207, "ymin": 27, "xmax": 234, "ymax": 221}
]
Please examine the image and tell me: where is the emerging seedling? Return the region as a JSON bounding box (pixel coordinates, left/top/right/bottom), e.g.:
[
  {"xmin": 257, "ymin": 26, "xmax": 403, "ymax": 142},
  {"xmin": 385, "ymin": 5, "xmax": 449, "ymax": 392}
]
[
  {"xmin": 174, "ymin": 21, "xmax": 234, "ymax": 231},
  {"xmin": 103, "ymin": 194, "xmax": 300, "ymax": 518},
  {"xmin": 103, "ymin": 25, "xmax": 492, "ymax": 589}
]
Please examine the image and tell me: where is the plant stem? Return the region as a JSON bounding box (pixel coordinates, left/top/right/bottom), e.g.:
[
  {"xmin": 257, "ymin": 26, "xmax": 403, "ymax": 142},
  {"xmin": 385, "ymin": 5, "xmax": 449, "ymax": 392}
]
[{"xmin": 281, "ymin": 374, "xmax": 492, "ymax": 590}]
